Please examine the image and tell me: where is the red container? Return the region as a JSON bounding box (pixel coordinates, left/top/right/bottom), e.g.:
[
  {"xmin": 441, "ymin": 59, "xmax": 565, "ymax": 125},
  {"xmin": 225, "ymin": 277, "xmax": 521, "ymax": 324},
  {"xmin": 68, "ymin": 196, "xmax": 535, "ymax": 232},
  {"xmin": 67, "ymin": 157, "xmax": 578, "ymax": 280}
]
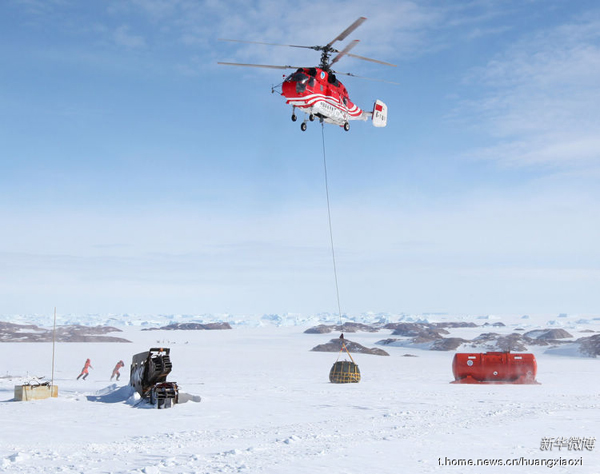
[{"xmin": 452, "ymin": 352, "xmax": 539, "ymax": 384}]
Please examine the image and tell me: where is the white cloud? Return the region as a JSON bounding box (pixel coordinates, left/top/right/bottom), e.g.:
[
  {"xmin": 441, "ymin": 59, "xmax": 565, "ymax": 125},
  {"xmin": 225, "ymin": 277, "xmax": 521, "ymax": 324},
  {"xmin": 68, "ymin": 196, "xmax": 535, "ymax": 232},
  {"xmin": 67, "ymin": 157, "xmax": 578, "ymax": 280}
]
[
  {"xmin": 457, "ymin": 11, "xmax": 600, "ymax": 168},
  {"xmin": 128, "ymin": 0, "xmax": 179, "ymax": 19},
  {"xmin": 199, "ymin": 0, "xmax": 447, "ymax": 70},
  {"xmin": 113, "ymin": 24, "xmax": 146, "ymax": 48},
  {"xmin": 471, "ymin": 136, "xmax": 600, "ymax": 168}
]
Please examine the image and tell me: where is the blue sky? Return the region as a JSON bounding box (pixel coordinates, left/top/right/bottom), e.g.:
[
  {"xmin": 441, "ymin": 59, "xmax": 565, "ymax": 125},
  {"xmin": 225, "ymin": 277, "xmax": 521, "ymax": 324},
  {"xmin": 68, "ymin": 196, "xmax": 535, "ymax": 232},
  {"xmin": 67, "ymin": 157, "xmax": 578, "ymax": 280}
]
[{"xmin": 1, "ymin": 0, "xmax": 599, "ymax": 318}]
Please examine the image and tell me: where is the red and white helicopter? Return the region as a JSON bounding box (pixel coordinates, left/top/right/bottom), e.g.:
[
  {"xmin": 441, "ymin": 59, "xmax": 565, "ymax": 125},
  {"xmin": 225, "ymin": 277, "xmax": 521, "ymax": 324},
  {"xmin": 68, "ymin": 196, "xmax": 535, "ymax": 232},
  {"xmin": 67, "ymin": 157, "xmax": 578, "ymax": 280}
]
[{"xmin": 218, "ymin": 17, "xmax": 396, "ymax": 131}]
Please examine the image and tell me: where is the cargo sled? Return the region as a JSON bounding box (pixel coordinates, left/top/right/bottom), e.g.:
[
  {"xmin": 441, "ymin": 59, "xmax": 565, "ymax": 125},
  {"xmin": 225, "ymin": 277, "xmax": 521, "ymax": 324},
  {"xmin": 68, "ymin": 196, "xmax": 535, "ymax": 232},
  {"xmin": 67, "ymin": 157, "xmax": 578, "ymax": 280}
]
[
  {"xmin": 14, "ymin": 379, "xmax": 58, "ymax": 401},
  {"xmin": 451, "ymin": 351, "xmax": 539, "ymax": 384},
  {"xmin": 130, "ymin": 348, "xmax": 179, "ymax": 408}
]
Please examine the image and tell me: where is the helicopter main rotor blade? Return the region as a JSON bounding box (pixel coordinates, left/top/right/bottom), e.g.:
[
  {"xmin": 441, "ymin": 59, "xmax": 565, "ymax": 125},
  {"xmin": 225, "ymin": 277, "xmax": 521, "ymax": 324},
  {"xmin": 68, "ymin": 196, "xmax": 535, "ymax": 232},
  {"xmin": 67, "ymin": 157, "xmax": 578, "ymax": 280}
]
[
  {"xmin": 332, "ymin": 70, "xmax": 400, "ymax": 85},
  {"xmin": 330, "ymin": 39, "xmax": 360, "ymax": 66},
  {"xmin": 347, "ymin": 53, "xmax": 397, "ymax": 67},
  {"xmin": 218, "ymin": 62, "xmax": 301, "ymax": 70},
  {"xmin": 218, "ymin": 38, "xmax": 317, "ymax": 50},
  {"xmin": 326, "ymin": 17, "xmax": 367, "ymax": 47},
  {"xmin": 219, "ymin": 17, "xmax": 396, "ymax": 71}
]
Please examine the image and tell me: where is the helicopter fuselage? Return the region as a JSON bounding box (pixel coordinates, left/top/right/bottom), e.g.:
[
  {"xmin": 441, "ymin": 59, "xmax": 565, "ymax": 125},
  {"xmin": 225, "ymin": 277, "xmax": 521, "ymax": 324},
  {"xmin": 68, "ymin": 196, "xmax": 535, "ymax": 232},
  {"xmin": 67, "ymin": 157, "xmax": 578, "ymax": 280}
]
[{"xmin": 281, "ymin": 67, "xmax": 368, "ymax": 128}]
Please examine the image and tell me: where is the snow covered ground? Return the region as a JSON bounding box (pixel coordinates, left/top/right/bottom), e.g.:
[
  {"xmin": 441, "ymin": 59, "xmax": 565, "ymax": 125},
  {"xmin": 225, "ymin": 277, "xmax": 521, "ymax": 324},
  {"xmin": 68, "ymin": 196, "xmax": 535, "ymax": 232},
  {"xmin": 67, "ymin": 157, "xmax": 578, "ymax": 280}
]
[{"xmin": 0, "ymin": 313, "xmax": 599, "ymax": 473}]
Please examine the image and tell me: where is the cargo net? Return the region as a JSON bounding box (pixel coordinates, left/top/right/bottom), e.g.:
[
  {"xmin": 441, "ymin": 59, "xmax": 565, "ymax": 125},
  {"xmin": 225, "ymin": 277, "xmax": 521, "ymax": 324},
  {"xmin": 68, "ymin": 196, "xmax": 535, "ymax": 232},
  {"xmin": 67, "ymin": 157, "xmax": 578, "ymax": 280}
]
[{"xmin": 329, "ymin": 342, "xmax": 361, "ymax": 384}]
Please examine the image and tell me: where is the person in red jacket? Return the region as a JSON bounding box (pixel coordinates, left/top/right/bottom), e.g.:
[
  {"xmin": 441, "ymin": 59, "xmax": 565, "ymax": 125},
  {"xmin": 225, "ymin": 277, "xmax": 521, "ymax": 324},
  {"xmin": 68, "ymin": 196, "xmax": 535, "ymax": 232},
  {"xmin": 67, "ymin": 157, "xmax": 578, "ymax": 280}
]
[
  {"xmin": 110, "ymin": 360, "xmax": 125, "ymax": 381},
  {"xmin": 77, "ymin": 358, "xmax": 93, "ymax": 380}
]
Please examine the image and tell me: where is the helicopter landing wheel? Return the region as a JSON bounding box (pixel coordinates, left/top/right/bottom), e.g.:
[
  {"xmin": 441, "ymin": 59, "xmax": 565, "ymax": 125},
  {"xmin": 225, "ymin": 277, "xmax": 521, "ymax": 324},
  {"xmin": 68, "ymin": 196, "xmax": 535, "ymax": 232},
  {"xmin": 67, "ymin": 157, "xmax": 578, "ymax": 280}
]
[
  {"xmin": 309, "ymin": 114, "xmax": 315, "ymax": 122},
  {"xmin": 301, "ymin": 122, "xmax": 307, "ymax": 132},
  {"xmin": 291, "ymin": 114, "xmax": 297, "ymax": 122},
  {"xmin": 343, "ymin": 122, "xmax": 350, "ymax": 131}
]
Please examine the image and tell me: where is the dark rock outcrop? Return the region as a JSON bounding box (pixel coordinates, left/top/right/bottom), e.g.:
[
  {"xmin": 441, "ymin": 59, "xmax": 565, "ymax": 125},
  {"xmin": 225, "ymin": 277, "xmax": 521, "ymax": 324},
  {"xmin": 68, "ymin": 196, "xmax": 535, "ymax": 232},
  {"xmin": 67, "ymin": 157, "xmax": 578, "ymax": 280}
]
[
  {"xmin": 390, "ymin": 324, "xmax": 449, "ymax": 338},
  {"xmin": 144, "ymin": 322, "xmax": 232, "ymax": 331},
  {"xmin": 470, "ymin": 333, "xmax": 528, "ymax": 351},
  {"xmin": 378, "ymin": 338, "xmax": 400, "ymax": 346},
  {"xmin": 304, "ymin": 324, "xmax": 334, "ymax": 334},
  {"xmin": 304, "ymin": 322, "xmax": 380, "ymax": 334},
  {"xmin": 384, "ymin": 321, "xmax": 477, "ymax": 331},
  {"xmin": 0, "ymin": 321, "xmax": 130, "ymax": 343},
  {"xmin": 411, "ymin": 330, "xmax": 446, "ymax": 344},
  {"xmin": 430, "ymin": 338, "xmax": 469, "ymax": 351},
  {"xmin": 578, "ymin": 334, "xmax": 600, "ymax": 357},
  {"xmin": 524, "ymin": 328, "xmax": 573, "ymax": 340},
  {"xmin": 377, "ymin": 336, "xmax": 468, "ymax": 351},
  {"xmin": 386, "ymin": 323, "xmax": 428, "ymax": 335},
  {"xmin": 433, "ymin": 322, "xmax": 478, "ymax": 329},
  {"xmin": 311, "ymin": 338, "xmax": 389, "ymax": 356}
]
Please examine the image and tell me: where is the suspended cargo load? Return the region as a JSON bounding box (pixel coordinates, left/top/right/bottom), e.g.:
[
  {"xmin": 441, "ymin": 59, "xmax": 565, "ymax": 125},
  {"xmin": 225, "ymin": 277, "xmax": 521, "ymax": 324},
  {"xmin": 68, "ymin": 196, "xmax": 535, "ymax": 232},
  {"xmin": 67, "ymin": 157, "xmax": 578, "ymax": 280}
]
[
  {"xmin": 130, "ymin": 347, "xmax": 179, "ymax": 408},
  {"xmin": 329, "ymin": 360, "xmax": 361, "ymax": 383},
  {"xmin": 329, "ymin": 340, "xmax": 361, "ymax": 383},
  {"xmin": 451, "ymin": 351, "xmax": 539, "ymax": 384}
]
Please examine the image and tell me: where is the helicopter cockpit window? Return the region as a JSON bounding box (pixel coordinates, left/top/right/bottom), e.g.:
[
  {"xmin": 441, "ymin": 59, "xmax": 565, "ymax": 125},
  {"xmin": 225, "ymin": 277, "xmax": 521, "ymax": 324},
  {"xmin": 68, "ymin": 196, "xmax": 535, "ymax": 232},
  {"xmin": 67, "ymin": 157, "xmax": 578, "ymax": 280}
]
[
  {"xmin": 286, "ymin": 71, "xmax": 308, "ymax": 83},
  {"xmin": 285, "ymin": 71, "xmax": 310, "ymax": 93}
]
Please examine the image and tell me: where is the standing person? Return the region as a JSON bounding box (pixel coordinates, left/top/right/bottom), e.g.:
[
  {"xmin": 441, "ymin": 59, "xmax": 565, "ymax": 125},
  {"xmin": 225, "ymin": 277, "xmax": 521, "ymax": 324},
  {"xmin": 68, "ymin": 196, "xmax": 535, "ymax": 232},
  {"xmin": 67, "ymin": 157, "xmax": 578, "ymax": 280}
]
[
  {"xmin": 110, "ymin": 360, "xmax": 125, "ymax": 381},
  {"xmin": 77, "ymin": 358, "xmax": 93, "ymax": 380}
]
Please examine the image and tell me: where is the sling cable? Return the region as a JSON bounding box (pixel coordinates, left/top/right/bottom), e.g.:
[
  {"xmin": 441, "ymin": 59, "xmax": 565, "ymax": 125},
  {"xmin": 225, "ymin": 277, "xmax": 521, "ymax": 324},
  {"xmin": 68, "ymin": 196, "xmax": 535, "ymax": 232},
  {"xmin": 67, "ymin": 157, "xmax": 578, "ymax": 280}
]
[{"xmin": 320, "ymin": 122, "xmax": 361, "ymax": 383}]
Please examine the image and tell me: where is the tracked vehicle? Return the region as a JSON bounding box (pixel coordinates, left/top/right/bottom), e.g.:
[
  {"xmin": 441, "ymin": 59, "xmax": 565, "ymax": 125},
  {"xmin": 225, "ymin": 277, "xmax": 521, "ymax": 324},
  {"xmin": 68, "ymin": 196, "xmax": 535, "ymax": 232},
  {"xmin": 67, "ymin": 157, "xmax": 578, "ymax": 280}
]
[{"xmin": 130, "ymin": 347, "xmax": 179, "ymax": 408}]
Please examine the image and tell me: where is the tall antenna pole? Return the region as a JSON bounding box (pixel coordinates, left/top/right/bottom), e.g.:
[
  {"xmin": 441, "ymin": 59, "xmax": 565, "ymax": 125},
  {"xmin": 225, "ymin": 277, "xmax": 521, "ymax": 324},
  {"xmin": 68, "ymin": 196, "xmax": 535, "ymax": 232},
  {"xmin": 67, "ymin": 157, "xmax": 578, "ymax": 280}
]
[{"xmin": 51, "ymin": 307, "xmax": 57, "ymax": 391}]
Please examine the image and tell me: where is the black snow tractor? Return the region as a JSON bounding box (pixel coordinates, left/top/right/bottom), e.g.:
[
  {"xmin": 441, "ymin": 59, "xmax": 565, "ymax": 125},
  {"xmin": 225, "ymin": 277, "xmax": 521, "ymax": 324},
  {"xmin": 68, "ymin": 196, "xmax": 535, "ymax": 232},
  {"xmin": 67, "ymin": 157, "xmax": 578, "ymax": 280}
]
[{"xmin": 130, "ymin": 347, "xmax": 179, "ymax": 408}]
